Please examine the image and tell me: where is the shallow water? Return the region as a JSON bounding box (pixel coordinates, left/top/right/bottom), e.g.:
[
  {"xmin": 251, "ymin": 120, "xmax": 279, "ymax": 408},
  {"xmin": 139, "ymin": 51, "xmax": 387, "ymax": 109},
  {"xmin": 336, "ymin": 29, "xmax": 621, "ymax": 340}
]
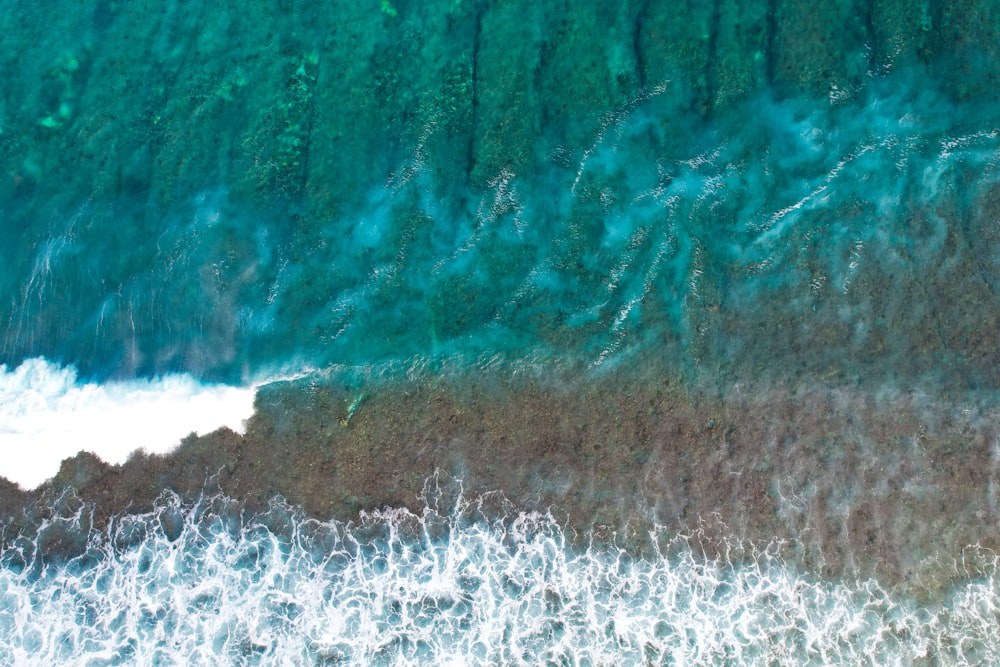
[
  {"xmin": 2, "ymin": 4, "xmax": 999, "ymax": 389},
  {"xmin": 3, "ymin": 487, "xmax": 999, "ymax": 666},
  {"xmin": 3, "ymin": 0, "xmax": 1000, "ymax": 662}
]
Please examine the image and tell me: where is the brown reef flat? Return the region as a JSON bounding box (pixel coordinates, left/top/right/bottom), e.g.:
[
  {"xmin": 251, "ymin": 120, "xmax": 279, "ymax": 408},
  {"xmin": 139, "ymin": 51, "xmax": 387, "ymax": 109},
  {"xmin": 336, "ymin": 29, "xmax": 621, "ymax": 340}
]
[{"xmin": 4, "ymin": 365, "xmax": 998, "ymax": 601}]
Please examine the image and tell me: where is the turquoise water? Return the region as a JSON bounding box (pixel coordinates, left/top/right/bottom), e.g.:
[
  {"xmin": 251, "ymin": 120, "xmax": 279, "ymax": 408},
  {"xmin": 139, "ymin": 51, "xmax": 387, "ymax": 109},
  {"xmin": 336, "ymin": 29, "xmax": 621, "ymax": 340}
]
[
  {"xmin": 7, "ymin": 68, "xmax": 1000, "ymax": 387},
  {"xmin": 2, "ymin": 2, "xmax": 998, "ymax": 388},
  {"xmin": 4, "ymin": 0, "xmax": 1000, "ymax": 663}
]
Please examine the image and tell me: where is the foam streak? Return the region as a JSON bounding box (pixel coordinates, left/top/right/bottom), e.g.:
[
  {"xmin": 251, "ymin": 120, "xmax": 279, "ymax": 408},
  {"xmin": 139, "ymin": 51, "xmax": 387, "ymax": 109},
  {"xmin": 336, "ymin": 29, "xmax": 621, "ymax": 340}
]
[{"xmin": 1, "ymin": 493, "xmax": 998, "ymax": 665}]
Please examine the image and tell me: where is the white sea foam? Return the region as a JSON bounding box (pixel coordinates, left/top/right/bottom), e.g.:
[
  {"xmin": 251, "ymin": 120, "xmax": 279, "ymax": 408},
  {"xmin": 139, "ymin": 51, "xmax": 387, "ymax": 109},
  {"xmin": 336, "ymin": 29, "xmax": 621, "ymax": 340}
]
[
  {"xmin": 1, "ymin": 488, "xmax": 998, "ymax": 666},
  {"xmin": 0, "ymin": 357, "xmax": 256, "ymax": 489}
]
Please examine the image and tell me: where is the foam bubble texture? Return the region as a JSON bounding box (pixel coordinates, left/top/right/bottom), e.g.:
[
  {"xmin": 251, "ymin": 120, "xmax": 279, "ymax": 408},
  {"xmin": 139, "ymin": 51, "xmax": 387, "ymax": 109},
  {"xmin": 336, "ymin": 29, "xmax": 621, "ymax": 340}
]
[
  {"xmin": 1, "ymin": 491, "xmax": 997, "ymax": 665},
  {"xmin": 0, "ymin": 358, "xmax": 255, "ymax": 489}
]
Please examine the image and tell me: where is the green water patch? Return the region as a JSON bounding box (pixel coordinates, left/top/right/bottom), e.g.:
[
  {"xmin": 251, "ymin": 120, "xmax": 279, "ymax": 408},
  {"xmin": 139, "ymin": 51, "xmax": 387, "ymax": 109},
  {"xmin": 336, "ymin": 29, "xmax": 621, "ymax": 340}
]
[{"xmin": 1, "ymin": 2, "xmax": 999, "ymax": 392}]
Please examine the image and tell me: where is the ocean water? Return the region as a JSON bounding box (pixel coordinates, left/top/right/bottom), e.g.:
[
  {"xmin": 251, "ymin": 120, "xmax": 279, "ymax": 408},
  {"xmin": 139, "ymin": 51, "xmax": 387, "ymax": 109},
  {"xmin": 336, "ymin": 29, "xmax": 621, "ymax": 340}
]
[
  {"xmin": 3, "ymin": 484, "xmax": 1000, "ymax": 666},
  {"xmin": 4, "ymin": 3, "xmax": 999, "ymax": 390},
  {"xmin": 3, "ymin": 0, "xmax": 1000, "ymax": 663}
]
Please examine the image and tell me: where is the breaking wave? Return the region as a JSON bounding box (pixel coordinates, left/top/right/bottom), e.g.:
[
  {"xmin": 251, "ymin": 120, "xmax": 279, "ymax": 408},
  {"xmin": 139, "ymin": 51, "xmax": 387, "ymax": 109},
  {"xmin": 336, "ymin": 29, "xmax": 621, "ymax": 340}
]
[
  {"xmin": 1, "ymin": 483, "xmax": 998, "ymax": 666},
  {"xmin": 0, "ymin": 357, "xmax": 255, "ymax": 489}
]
